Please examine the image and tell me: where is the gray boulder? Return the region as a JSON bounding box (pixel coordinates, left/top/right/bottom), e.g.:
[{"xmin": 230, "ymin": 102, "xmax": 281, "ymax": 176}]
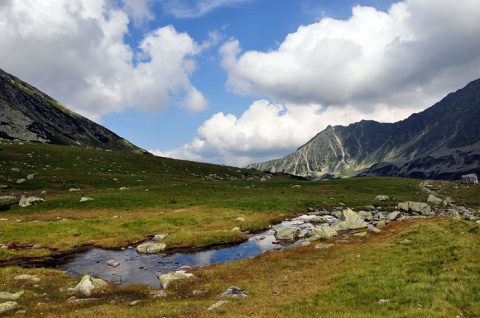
[
  {"xmin": 427, "ymin": 194, "xmax": 443, "ymax": 205},
  {"xmin": 398, "ymin": 201, "xmax": 433, "ymax": 216},
  {"xmin": 0, "ymin": 291, "xmax": 24, "ymax": 300},
  {"xmin": 308, "ymin": 225, "xmax": 338, "ymax": 241},
  {"xmin": 219, "ymin": 286, "xmax": 248, "ymax": 298},
  {"xmin": 374, "ymin": 195, "xmax": 390, "ymax": 201},
  {"xmin": 461, "ymin": 173, "xmax": 478, "ymax": 184},
  {"xmin": 387, "ymin": 211, "xmax": 401, "ymax": 221},
  {"xmin": 0, "ymin": 302, "xmax": 18, "ymax": 314},
  {"xmin": 0, "ymin": 196, "xmax": 17, "ymax": 211},
  {"xmin": 358, "ymin": 211, "xmax": 373, "ymax": 221},
  {"xmin": 19, "ymin": 195, "xmax": 44, "ymax": 207},
  {"xmin": 274, "ymin": 228, "xmax": 300, "ymax": 241},
  {"xmin": 136, "ymin": 242, "xmax": 166, "ymax": 254},
  {"xmin": 158, "ymin": 270, "xmax": 194, "ymax": 289},
  {"xmin": 333, "ymin": 208, "xmax": 368, "ymax": 231},
  {"xmin": 68, "ymin": 275, "xmax": 108, "ymax": 297}
]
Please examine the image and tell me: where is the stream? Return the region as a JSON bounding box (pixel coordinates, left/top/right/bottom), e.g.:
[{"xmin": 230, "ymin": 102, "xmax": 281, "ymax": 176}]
[{"xmin": 63, "ymin": 216, "xmax": 316, "ymax": 288}]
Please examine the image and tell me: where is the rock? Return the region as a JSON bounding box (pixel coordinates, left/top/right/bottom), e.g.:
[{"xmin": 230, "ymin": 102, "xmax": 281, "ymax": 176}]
[
  {"xmin": 400, "ymin": 239, "xmax": 412, "ymax": 244},
  {"xmin": 69, "ymin": 188, "xmax": 81, "ymax": 192},
  {"xmin": 461, "ymin": 173, "xmax": 478, "ymax": 184},
  {"xmin": 235, "ymin": 217, "xmax": 246, "ymax": 222},
  {"xmin": 26, "ymin": 173, "xmax": 36, "ymax": 180},
  {"xmin": 308, "ymin": 225, "xmax": 338, "ymax": 241},
  {"xmin": 105, "ymin": 260, "xmax": 120, "ymax": 267},
  {"xmin": 219, "ymin": 286, "xmax": 248, "ymax": 298},
  {"xmin": 0, "ymin": 291, "xmax": 24, "ymax": 300},
  {"xmin": 274, "ymin": 228, "xmax": 300, "ymax": 241},
  {"xmin": 16, "ymin": 178, "xmax": 25, "ymax": 184},
  {"xmin": 150, "ymin": 290, "xmax": 167, "ymax": 298},
  {"xmin": 68, "ymin": 275, "xmax": 108, "ymax": 297},
  {"xmin": 119, "ymin": 187, "xmax": 130, "ymax": 191},
  {"xmin": 192, "ymin": 289, "xmax": 207, "ymax": 296},
  {"xmin": 398, "ymin": 201, "xmax": 433, "ymax": 216},
  {"xmin": 208, "ymin": 300, "xmax": 229, "ymax": 310},
  {"xmin": 315, "ymin": 243, "xmax": 334, "ymax": 249},
  {"xmin": 14, "ymin": 274, "xmax": 40, "ymax": 282},
  {"xmin": 152, "ymin": 234, "xmax": 168, "ymax": 241},
  {"xmin": 427, "ymin": 194, "xmax": 443, "ymax": 205},
  {"xmin": 0, "ymin": 196, "xmax": 17, "ymax": 211},
  {"xmin": 129, "ymin": 300, "xmax": 140, "ymax": 306},
  {"xmin": 0, "ymin": 301, "xmax": 17, "ymax": 314},
  {"xmin": 231, "ymin": 227, "xmax": 241, "ymax": 232},
  {"xmin": 136, "ymin": 242, "xmax": 166, "ymax": 254},
  {"xmin": 375, "ymin": 195, "xmax": 390, "ymax": 201},
  {"xmin": 301, "ymin": 241, "xmax": 311, "ymax": 246},
  {"xmin": 378, "ymin": 299, "xmax": 390, "ymax": 305},
  {"xmin": 158, "ymin": 270, "xmax": 194, "ymax": 289},
  {"xmin": 79, "ymin": 197, "xmax": 94, "ymax": 202},
  {"xmin": 358, "ymin": 211, "xmax": 373, "ymax": 221},
  {"xmin": 386, "ymin": 211, "xmax": 401, "ymax": 221},
  {"xmin": 333, "ymin": 208, "xmax": 368, "ymax": 231},
  {"xmin": 19, "ymin": 195, "xmax": 44, "ymax": 207}
]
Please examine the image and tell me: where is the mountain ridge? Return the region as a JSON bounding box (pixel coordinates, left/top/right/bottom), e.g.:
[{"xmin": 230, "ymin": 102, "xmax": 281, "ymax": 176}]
[
  {"xmin": 0, "ymin": 68, "xmax": 148, "ymax": 154},
  {"xmin": 248, "ymin": 78, "xmax": 480, "ymax": 180}
]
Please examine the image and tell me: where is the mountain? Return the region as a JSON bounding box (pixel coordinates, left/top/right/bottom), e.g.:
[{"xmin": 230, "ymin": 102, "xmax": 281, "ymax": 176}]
[
  {"xmin": 0, "ymin": 68, "xmax": 148, "ymax": 154},
  {"xmin": 248, "ymin": 78, "xmax": 480, "ymax": 180}
]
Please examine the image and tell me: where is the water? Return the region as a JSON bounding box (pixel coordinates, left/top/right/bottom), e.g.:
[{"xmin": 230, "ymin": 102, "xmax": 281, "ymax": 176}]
[{"xmin": 63, "ymin": 216, "xmax": 317, "ymax": 288}]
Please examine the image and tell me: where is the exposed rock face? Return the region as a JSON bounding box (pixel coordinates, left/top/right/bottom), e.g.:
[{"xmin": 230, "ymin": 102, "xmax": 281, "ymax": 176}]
[
  {"xmin": 248, "ymin": 78, "xmax": 480, "ymax": 180},
  {"xmin": 0, "ymin": 68, "xmax": 148, "ymax": 154},
  {"xmin": 136, "ymin": 242, "xmax": 166, "ymax": 254}
]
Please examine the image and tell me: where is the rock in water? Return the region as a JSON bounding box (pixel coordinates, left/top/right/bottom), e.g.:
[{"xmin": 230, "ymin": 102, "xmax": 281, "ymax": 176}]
[
  {"xmin": 308, "ymin": 225, "xmax": 338, "ymax": 241},
  {"xmin": 68, "ymin": 275, "xmax": 108, "ymax": 297},
  {"xmin": 333, "ymin": 208, "xmax": 368, "ymax": 231},
  {"xmin": 136, "ymin": 242, "xmax": 166, "ymax": 254},
  {"xmin": 274, "ymin": 228, "xmax": 300, "ymax": 241}
]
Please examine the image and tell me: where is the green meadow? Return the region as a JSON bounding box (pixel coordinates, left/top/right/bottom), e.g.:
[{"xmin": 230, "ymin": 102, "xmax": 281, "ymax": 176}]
[{"xmin": 0, "ymin": 143, "xmax": 479, "ymax": 317}]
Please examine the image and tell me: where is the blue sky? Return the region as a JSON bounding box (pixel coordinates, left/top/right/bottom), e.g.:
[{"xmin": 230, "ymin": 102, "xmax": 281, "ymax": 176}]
[{"xmin": 1, "ymin": 0, "xmax": 480, "ymax": 166}]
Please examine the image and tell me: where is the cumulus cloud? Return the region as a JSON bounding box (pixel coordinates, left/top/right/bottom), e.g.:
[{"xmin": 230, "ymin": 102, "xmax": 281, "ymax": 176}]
[
  {"xmin": 221, "ymin": 0, "xmax": 480, "ymax": 111},
  {"xmin": 0, "ymin": 0, "xmax": 207, "ymax": 121},
  {"xmin": 152, "ymin": 99, "xmax": 419, "ymax": 166},
  {"xmin": 161, "ymin": 0, "xmax": 253, "ymax": 18}
]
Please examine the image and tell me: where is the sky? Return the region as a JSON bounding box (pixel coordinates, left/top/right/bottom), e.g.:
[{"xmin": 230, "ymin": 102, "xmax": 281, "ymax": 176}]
[{"xmin": 1, "ymin": 0, "xmax": 480, "ymax": 167}]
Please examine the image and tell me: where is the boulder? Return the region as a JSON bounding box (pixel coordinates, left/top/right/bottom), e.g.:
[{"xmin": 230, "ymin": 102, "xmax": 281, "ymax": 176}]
[
  {"xmin": 427, "ymin": 194, "xmax": 443, "ymax": 205},
  {"xmin": 158, "ymin": 270, "xmax": 194, "ymax": 289},
  {"xmin": 136, "ymin": 242, "xmax": 166, "ymax": 254},
  {"xmin": 398, "ymin": 201, "xmax": 433, "ymax": 216},
  {"xmin": 0, "ymin": 302, "xmax": 17, "ymax": 314},
  {"xmin": 19, "ymin": 195, "xmax": 44, "ymax": 207},
  {"xmin": 219, "ymin": 286, "xmax": 248, "ymax": 298},
  {"xmin": 152, "ymin": 234, "xmax": 168, "ymax": 241},
  {"xmin": 387, "ymin": 211, "xmax": 401, "ymax": 221},
  {"xmin": 374, "ymin": 195, "xmax": 390, "ymax": 201},
  {"xmin": 358, "ymin": 211, "xmax": 373, "ymax": 221},
  {"xmin": 461, "ymin": 173, "xmax": 478, "ymax": 185},
  {"xmin": 68, "ymin": 275, "xmax": 107, "ymax": 297},
  {"xmin": 333, "ymin": 208, "xmax": 368, "ymax": 231},
  {"xmin": 0, "ymin": 196, "xmax": 17, "ymax": 211},
  {"xmin": 79, "ymin": 197, "xmax": 94, "ymax": 202},
  {"xmin": 274, "ymin": 228, "xmax": 300, "ymax": 241},
  {"xmin": 308, "ymin": 225, "xmax": 338, "ymax": 241},
  {"xmin": 0, "ymin": 291, "xmax": 24, "ymax": 300}
]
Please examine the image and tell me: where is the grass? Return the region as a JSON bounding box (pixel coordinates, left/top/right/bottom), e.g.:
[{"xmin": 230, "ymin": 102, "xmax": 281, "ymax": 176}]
[{"xmin": 0, "ymin": 142, "xmax": 480, "ymax": 317}]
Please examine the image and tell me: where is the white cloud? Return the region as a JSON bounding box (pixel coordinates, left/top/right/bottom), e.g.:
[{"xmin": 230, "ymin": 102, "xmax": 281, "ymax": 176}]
[
  {"xmin": 161, "ymin": 0, "xmax": 253, "ymax": 18},
  {"xmin": 0, "ymin": 0, "xmax": 207, "ymax": 122},
  {"xmin": 220, "ymin": 0, "xmax": 480, "ymax": 111},
  {"xmin": 152, "ymin": 99, "xmax": 419, "ymax": 167}
]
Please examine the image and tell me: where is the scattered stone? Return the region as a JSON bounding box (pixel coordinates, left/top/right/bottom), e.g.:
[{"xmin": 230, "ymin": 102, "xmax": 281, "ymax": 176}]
[
  {"xmin": 291, "ymin": 185, "xmax": 301, "ymax": 188},
  {"xmin": 0, "ymin": 291, "xmax": 24, "ymax": 300},
  {"xmin": 427, "ymin": 194, "xmax": 443, "ymax": 205},
  {"xmin": 14, "ymin": 274, "xmax": 40, "ymax": 282},
  {"xmin": 192, "ymin": 289, "xmax": 208, "ymax": 296},
  {"xmin": 358, "ymin": 211, "xmax": 373, "ymax": 221},
  {"xmin": 400, "ymin": 239, "xmax": 412, "ymax": 244},
  {"xmin": 231, "ymin": 227, "xmax": 241, "ymax": 232},
  {"xmin": 105, "ymin": 260, "xmax": 120, "ymax": 267},
  {"xmin": 152, "ymin": 234, "xmax": 168, "ymax": 241},
  {"xmin": 79, "ymin": 197, "xmax": 94, "ymax": 202},
  {"xmin": 136, "ymin": 242, "xmax": 166, "ymax": 254},
  {"xmin": 398, "ymin": 201, "xmax": 433, "ymax": 216},
  {"xmin": 333, "ymin": 208, "xmax": 368, "ymax": 231},
  {"xmin": 0, "ymin": 301, "xmax": 17, "ymax": 314},
  {"xmin": 387, "ymin": 211, "xmax": 401, "ymax": 221},
  {"xmin": 16, "ymin": 178, "xmax": 25, "ymax": 184},
  {"xmin": 235, "ymin": 217, "xmax": 246, "ymax": 222},
  {"xmin": 378, "ymin": 299, "xmax": 390, "ymax": 305},
  {"xmin": 10, "ymin": 168, "xmax": 20, "ymax": 172},
  {"xmin": 461, "ymin": 173, "xmax": 478, "ymax": 185},
  {"xmin": 26, "ymin": 173, "xmax": 36, "ymax": 180},
  {"xmin": 375, "ymin": 195, "xmax": 390, "ymax": 201},
  {"xmin": 19, "ymin": 195, "xmax": 44, "ymax": 208},
  {"xmin": 150, "ymin": 290, "xmax": 167, "ymax": 298},
  {"xmin": 308, "ymin": 225, "xmax": 338, "ymax": 241},
  {"xmin": 129, "ymin": 300, "xmax": 140, "ymax": 306},
  {"xmin": 274, "ymin": 228, "xmax": 300, "ymax": 241},
  {"xmin": 0, "ymin": 196, "xmax": 17, "ymax": 211},
  {"xmin": 301, "ymin": 241, "xmax": 311, "ymax": 246},
  {"xmin": 68, "ymin": 275, "xmax": 108, "ymax": 297},
  {"xmin": 69, "ymin": 188, "xmax": 81, "ymax": 192},
  {"xmin": 158, "ymin": 271, "xmax": 194, "ymax": 289},
  {"xmin": 208, "ymin": 300, "xmax": 229, "ymax": 310},
  {"xmin": 119, "ymin": 187, "xmax": 130, "ymax": 191},
  {"xmin": 315, "ymin": 243, "xmax": 334, "ymax": 249},
  {"xmin": 219, "ymin": 286, "xmax": 248, "ymax": 298}
]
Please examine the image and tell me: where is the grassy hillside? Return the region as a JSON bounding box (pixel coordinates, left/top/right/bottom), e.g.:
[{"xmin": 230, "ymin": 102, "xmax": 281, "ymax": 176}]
[{"xmin": 0, "ymin": 142, "xmax": 479, "ymax": 317}]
